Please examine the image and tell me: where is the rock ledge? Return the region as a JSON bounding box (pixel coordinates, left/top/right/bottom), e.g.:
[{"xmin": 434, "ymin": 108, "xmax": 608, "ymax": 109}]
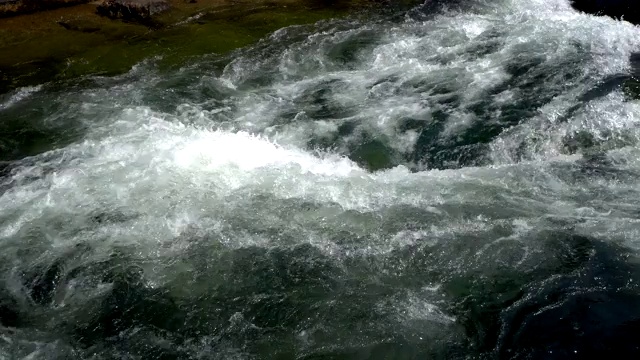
[{"xmin": 96, "ymin": 0, "xmax": 170, "ymax": 21}]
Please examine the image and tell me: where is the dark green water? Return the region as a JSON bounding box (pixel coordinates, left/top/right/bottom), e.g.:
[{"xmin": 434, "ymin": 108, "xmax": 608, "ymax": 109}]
[{"xmin": 2, "ymin": 0, "xmax": 640, "ymax": 358}]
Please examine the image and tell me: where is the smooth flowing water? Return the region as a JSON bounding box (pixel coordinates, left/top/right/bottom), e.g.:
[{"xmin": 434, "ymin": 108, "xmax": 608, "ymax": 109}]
[{"xmin": 1, "ymin": 0, "xmax": 640, "ymax": 358}]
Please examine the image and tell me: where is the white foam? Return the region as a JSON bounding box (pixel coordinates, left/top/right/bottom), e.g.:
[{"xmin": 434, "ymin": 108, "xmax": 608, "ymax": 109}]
[
  {"xmin": 0, "ymin": 85, "xmax": 42, "ymax": 110},
  {"xmin": 0, "ymin": 104, "xmax": 582, "ymax": 258}
]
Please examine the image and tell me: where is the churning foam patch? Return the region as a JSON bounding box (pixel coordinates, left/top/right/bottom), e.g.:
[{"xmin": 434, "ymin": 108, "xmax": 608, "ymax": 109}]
[
  {"xmin": 0, "ymin": 104, "xmax": 577, "ymax": 250},
  {"xmin": 195, "ymin": 0, "xmax": 639, "ymax": 169},
  {"xmin": 171, "ymin": 130, "xmax": 361, "ymax": 176},
  {"xmin": 0, "ymin": 85, "xmax": 43, "ymax": 110}
]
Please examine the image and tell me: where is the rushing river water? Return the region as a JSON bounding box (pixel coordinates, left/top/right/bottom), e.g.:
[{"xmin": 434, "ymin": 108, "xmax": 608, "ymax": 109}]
[{"xmin": 2, "ymin": 0, "xmax": 640, "ymax": 358}]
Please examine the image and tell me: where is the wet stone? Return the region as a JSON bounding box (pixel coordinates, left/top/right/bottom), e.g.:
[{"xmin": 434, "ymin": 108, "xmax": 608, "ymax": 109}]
[
  {"xmin": 0, "ymin": 0, "xmax": 92, "ymax": 17},
  {"xmin": 96, "ymin": 0, "xmax": 171, "ymax": 21},
  {"xmin": 57, "ymin": 20, "xmax": 101, "ymax": 33}
]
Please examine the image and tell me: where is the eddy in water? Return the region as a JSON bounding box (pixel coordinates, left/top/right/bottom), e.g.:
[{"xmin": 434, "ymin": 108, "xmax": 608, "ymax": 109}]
[{"xmin": 1, "ymin": 0, "xmax": 640, "ymax": 358}]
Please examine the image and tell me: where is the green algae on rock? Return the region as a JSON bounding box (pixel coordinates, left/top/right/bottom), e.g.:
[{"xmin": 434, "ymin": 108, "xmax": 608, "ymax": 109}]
[{"xmin": 0, "ymin": 0, "xmax": 393, "ymax": 94}]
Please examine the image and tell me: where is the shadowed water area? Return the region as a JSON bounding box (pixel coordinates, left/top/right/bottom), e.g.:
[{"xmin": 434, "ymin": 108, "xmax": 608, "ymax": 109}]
[{"xmin": 2, "ymin": 0, "xmax": 640, "ymax": 358}]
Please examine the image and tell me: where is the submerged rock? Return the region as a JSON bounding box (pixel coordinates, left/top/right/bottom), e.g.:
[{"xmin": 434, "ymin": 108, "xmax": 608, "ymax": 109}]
[
  {"xmin": 96, "ymin": 0, "xmax": 170, "ymax": 21},
  {"xmin": 57, "ymin": 19, "xmax": 101, "ymax": 33},
  {"xmin": 571, "ymin": 0, "xmax": 639, "ymax": 25}
]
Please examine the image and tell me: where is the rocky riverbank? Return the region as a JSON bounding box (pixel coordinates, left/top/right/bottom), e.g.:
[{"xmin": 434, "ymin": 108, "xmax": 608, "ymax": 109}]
[
  {"xmin": 0, "ymin": 0, "xmax": 405, "ymax": 94},
  {"xmin": 4, "ymin": 0, "xmax": 636, "ymax": 96},
  {"xmin": 0, "ymin": 0, "xmax": 92, "ymax": 17}
]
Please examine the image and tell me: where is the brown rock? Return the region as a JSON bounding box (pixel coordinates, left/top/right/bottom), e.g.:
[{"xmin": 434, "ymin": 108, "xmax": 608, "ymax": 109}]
[
  {"xmin": 96, "ymin": 0, "xmax": 170, "ymax": 21},
  {"xmin": 0, "ymin": 0, "xmax": 91, "ymax": 17}
]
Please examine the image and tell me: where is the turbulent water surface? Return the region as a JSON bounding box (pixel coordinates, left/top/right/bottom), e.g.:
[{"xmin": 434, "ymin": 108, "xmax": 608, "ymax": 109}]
[{"xmin": 2, "ymin": 0, "xmax": 640, "ymax": 358}]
